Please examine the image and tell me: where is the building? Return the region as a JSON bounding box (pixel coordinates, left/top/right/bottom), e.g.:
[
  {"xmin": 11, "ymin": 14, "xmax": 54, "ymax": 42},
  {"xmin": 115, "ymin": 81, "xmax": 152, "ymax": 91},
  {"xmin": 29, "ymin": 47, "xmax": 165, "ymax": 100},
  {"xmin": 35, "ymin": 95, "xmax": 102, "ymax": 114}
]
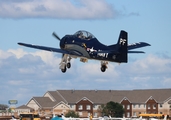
[
  {"xmin": 18, "ymin": 89, "xmax": 171, "ymax": 118},
  {"xmin": 15, "ymin": 105, "xmax": 34, "ymax": 115}
]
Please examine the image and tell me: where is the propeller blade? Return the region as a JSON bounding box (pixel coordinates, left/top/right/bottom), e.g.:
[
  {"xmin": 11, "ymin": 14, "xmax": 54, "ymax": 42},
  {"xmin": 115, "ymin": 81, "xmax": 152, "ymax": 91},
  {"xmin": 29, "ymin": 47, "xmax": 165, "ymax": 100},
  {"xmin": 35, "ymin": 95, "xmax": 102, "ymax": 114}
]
[{"xmin": 52, "ymin": 32, "xmax": 61, "ymax": 41}]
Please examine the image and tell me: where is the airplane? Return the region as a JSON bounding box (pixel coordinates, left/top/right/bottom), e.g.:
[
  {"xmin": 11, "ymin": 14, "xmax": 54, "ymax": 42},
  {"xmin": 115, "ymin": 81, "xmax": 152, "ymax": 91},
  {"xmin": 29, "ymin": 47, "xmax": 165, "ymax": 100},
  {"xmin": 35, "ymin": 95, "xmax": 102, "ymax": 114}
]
[{"xmin": 18, "ymin": 30, "xmax": 150, "ymax": 73}]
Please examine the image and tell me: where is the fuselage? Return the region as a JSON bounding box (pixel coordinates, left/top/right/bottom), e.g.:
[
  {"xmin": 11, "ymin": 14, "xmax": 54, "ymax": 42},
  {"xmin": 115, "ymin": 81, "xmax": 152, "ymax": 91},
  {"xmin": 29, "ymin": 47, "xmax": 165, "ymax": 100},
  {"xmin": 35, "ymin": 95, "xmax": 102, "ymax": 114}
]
[{"xmin": 60, "ymin": 34, "xmax": 122, "ymax": 62}]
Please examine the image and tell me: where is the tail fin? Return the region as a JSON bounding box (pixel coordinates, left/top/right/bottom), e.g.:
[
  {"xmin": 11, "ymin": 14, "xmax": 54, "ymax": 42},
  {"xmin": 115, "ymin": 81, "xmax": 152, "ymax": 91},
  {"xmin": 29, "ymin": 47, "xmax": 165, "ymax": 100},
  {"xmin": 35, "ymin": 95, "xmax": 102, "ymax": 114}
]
[{"xmin": 117, "ymin": 30, "xmax": 128, "ymax": 63}]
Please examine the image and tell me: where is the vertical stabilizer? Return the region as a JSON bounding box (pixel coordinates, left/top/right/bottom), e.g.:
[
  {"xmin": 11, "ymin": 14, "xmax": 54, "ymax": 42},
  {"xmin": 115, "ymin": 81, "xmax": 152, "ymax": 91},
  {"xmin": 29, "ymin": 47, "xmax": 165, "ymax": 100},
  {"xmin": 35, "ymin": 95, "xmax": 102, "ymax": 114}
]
[{"xmin": 117, "ymin": 30, "xmax": 128, "ymax": 63}]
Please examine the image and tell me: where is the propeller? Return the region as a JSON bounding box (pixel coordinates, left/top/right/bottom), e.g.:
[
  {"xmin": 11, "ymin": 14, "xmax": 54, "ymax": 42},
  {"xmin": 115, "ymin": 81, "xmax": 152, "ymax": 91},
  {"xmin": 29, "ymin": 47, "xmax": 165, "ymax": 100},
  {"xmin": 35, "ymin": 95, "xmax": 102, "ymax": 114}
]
[
  {"xmin": 52, "ymin": 32, "xmax": 61, "ymax": 41},
  {"xmin": 52, "ymin": 32, "xmax": 65, "ymax": 58}
]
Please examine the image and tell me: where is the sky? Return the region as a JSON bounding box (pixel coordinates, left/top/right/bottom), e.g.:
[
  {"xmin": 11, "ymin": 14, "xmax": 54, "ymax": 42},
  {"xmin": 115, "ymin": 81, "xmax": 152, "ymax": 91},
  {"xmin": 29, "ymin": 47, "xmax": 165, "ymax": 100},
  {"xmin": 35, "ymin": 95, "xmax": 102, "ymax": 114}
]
[{"xmin": 0, "ymin": 0, "xmax": 171, "ymax": 106}]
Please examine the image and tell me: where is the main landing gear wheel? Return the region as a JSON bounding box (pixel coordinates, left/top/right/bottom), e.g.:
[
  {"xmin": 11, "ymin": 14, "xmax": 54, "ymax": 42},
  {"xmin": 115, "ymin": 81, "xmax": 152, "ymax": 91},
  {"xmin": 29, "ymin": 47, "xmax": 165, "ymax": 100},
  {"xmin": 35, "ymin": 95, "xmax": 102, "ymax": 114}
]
[
  {"xmin": 101, "ymin": 65, "xmax": 106, "ymax": 72},
  {"xmin": 61, "ymin": 65, "xmax": 67, "ymax": 73},
  {"xmin": 67, "ymin": 62, "xmax": 71, "ymax": 69}
]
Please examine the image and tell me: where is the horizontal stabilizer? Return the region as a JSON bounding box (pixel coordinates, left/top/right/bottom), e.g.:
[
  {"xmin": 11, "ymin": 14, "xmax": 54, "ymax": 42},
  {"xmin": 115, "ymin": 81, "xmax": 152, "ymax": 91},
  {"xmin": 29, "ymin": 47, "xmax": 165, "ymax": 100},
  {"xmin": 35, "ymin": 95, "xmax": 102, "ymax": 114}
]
[
  {"xmin": 128, "ymin": 42, "xmax": 151, "ymax": 50},
  {"xmin": 128, "ymin": 51, "xmax": 145, "ymax": 53}
]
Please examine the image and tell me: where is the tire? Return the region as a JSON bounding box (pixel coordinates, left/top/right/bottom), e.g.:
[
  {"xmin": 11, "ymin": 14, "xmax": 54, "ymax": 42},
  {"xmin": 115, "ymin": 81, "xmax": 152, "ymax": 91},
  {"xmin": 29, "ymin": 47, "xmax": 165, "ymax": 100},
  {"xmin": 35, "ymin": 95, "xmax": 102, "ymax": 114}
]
[
  {"xmin": 67, "ymin": 62, "xmax": 71, "ymax": 69},
  {"xmin": 61, "ymin": 66, "xmax": 67, "ymax": 73},
  {"xmin": 101, "ymin": 65, "xmax": 106, "ymax": 72}
]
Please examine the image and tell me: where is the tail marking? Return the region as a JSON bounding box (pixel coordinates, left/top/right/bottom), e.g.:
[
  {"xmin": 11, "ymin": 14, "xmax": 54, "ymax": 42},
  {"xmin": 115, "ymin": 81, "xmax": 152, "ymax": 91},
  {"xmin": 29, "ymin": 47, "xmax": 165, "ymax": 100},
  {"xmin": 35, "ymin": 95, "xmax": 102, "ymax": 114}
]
[{"xmin": 120, "ymin": 38, "xmax": 127, "ymax": 45}]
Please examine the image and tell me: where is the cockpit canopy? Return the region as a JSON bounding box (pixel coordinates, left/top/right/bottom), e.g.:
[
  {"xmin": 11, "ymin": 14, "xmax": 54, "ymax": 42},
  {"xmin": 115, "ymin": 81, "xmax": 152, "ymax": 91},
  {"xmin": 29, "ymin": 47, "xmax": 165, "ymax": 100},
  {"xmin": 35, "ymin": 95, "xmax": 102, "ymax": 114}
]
[{"xmin": 74, "ymin": 30, "xmax": 95, "ymax": 40}]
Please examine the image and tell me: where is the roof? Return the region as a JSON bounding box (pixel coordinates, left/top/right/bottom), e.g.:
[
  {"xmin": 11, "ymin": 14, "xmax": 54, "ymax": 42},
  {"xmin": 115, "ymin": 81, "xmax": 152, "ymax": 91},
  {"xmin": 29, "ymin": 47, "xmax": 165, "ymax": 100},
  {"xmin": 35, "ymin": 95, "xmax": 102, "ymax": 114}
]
[
  {"xmin": 32, "ymin": 97, "xmax": 57, "ymax": 108},
  {"xmin": 56, "ymin": 90, "xmax": 130, "ymax": 104},
  {"xmin": 16, "ymin": 105, "xmax": 33, "ymax": 110},
  {"xmin": 54, "ymin": 89, "xmax": 171, "ymax": 104},
  {"xmin": 45, "ymin": 91, "xmax": 64, "ymax": 102},
  {"xmin": 168, "ymin": 99, "xmax": 171, "ymax": 104},
  {"xmin": 125, "ymin": 89, "xmax": 171, "ymax": 103},
  {"xmin": 27, "ymin": 89, "xmax": 171, "ymax": 109}
]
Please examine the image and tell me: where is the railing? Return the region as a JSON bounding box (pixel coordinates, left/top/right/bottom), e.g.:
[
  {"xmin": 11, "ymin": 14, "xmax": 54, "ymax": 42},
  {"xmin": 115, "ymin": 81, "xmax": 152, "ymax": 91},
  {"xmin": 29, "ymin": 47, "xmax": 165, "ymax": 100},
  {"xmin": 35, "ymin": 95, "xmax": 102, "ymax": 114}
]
[{"xmin": 0, "ymin": 112, "xmax": 14, "ymax": 116}]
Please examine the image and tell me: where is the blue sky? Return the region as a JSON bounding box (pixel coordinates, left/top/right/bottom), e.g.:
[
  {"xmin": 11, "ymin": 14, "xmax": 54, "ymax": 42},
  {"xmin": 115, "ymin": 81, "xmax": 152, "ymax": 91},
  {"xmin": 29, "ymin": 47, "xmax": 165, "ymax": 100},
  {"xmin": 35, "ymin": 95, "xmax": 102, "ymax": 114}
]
[{"xmin": 0, "ymin": 0, "xmax": 171, "ymax": 106}]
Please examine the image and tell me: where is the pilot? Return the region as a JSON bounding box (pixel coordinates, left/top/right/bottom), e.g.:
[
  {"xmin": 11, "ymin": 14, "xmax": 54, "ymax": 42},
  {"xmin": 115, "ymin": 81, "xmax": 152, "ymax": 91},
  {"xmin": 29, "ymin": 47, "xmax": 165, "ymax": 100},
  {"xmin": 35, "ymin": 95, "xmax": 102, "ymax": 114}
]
[
  {"xmin": 78, "ymin": 32, "xmax": 83, "ymax": 38},
  {"xmin": 87, "ymin": 35, "xmax": 92, "ymax": 40}
]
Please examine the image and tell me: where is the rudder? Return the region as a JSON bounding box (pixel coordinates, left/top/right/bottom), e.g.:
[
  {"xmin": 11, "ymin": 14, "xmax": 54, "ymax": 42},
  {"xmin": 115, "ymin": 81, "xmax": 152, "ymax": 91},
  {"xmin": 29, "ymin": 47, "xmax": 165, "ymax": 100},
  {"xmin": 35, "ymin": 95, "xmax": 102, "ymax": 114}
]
[{"xmin": 117, "ymin": 30, "xmax": 128, "ymax": 63}]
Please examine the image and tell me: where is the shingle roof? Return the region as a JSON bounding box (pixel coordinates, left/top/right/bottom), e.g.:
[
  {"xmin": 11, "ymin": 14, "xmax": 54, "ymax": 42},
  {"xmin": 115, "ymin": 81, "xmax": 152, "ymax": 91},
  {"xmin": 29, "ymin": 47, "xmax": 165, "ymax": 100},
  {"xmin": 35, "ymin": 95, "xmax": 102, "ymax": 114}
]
[
  {"xmin": 125, "ymin": 89, "xmax": 171, "ymax": 103},
  {"xmin": 28, "ymin": 89, "xmax": 171, "ymax": 108},
  {"xmin": 16, "ymin": 105, "xmax": 33, "ymax": 110},
  {"xmin": 33, "ymin": 97, "xmax": 57, "ymax": 108},
  {"xmin": 53, "ymin": 89, "xmax": 171, "ymax": 104},
  {"xmin": 168, "ymin": 99, "xmax": 171, "ymax": 104},
  {"xmin": 46, "ymin": 91, "xmax": 68, "ymax": 103},
  {"xmin": 56, "ymin": 90, "xmax": 131, "ymax": 104}
]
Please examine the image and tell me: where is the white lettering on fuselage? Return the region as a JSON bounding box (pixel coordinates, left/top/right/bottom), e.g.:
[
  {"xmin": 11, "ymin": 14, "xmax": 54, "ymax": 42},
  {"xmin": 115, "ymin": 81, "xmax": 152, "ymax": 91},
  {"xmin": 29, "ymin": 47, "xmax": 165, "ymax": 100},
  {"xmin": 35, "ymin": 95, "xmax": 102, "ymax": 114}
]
[{"xmin": 97, "ymin": 53, "xmax": 108, "ymax": 58}]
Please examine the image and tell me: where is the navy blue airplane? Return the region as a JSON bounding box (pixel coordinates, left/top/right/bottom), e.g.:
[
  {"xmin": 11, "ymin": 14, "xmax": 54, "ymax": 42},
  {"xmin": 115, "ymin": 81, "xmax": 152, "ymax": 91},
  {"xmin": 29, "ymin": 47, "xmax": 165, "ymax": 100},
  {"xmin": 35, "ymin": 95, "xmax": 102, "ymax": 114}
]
[{"xmin": 18, "ymin": 30, "xmax": 150, "ymax": 73}]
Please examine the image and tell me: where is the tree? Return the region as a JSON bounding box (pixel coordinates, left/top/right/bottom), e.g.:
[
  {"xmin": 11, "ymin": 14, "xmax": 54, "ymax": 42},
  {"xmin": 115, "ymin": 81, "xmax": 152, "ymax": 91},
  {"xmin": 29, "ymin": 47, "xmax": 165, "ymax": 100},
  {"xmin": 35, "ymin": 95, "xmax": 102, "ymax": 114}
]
[
  {"xmin": 65, "ymin": 110, "xmax": 79, "ymax": 118},
  {"xmin": 101, "ymin": 101, "xmax": 124, "ymax": 117},
  {"xmin": 0, "ymin": 104, "xmax": 8, "ymax": 112}
]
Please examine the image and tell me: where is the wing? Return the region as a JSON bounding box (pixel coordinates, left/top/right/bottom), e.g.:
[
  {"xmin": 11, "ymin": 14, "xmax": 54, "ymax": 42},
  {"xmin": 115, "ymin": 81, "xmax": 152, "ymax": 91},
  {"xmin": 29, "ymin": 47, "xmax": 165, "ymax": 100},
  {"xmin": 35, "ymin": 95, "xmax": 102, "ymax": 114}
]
[
  {"xmin": 128, "ymin": 42, "xmax": 151, "ymax": 50},
  {"xmin": 18, "ymin": 42, "xmax": 82, "ymax": 56}
]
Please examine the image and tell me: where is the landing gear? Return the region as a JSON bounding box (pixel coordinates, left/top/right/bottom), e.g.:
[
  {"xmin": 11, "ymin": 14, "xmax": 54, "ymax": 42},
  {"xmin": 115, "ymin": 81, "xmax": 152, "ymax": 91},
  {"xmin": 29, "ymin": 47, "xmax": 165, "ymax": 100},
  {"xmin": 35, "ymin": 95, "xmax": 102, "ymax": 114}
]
[
  {"xmin": 101, "ymin": 65, "xmax": 107, "ymax": 72},
  {"xmin": 61, "ymin": 65, "xmax": 67, "ymax": 73},
  {"xmin": 60, "ymin": 54, "xmax": 72, "ymax": 73},
  {"xmin": 67, "ymin": 62, "xmax": 71, "ymax": 69},
  {"xmin": 100, "ymin": 61, "xmax": 108, "ymax": 72}
]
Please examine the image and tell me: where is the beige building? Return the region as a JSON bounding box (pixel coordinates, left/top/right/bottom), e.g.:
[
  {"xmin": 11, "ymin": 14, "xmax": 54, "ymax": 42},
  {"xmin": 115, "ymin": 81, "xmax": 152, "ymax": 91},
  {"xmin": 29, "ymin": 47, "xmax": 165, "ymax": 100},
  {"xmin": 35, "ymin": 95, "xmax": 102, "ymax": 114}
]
[
  {"xmin": 16, "ymin": 89, "xmax": 171, "ymax": 118},
  {"xmin": 15, "ymin": 105, "xmax": 34, "ymax": 115}
]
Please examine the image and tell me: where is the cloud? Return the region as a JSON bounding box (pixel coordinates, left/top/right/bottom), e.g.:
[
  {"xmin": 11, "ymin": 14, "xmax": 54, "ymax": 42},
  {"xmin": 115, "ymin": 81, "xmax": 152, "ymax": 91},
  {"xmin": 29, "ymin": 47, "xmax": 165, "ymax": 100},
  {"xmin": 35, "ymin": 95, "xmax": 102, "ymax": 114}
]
[
  {"xmin": 128, "ymin": 54, "xmax": 171, "ymax": 76},
  {"xmin": 0, "ymin": 49, "xmax": 171, "ymax": 105},
  {"xmin": 0, "ymin": 0, "xmax": 118, "ymax": 19}
]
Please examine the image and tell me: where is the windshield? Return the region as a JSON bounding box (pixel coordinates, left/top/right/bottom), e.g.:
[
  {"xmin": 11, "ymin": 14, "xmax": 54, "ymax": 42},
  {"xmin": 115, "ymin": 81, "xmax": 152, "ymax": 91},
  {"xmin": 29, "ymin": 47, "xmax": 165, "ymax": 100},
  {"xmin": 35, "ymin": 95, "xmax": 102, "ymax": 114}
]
[{"xmin": 74, "ymin": 30, "xmax": 95, "ymax": 40}]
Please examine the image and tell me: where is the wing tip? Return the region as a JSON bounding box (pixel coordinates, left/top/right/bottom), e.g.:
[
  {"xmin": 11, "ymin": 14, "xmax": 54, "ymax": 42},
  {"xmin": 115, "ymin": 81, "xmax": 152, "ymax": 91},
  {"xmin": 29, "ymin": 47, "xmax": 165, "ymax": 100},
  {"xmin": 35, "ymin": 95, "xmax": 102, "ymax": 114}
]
[
  {"xmin": 18, "ymin": 42, "xmax": 23, "ymax": 46},
  {"xmin": 141, "ymin": 42, "xmax": 151, "ymax": 46},
  {"xmin": 128, "ymin": 51, "xmax": 145, "ymax": 53}
]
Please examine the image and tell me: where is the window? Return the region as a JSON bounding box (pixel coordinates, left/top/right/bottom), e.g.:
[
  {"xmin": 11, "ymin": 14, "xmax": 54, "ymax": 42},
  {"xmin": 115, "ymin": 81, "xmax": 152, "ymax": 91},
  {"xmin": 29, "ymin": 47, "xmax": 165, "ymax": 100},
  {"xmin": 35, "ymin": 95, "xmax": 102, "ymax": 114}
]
[
  {"xmin": 127, "ymin": 105, "xmax": 130, "ymax": 110},
  {"xmin": 153, "ymin": 104, "xmax": 156, "ymax": 109},
  {"xmin": 133, "ymin": 104, "xmax": 136, "ymax": 108},
  {"xmin": 123, "ymin": 105, "xmax": 125, "ymax": 108},
  {"xmin": 127, "ymin": 112, "xmax": 130, "ymax": 117},
  {"xmin": 94, "ymin": 112, "xmax": 97, "ymax": 117},
  {"xmin": 74, "ymin": 30, "xmax": 95, "ymax": 40},
  {"xmin": 160, "ymin": 104, "xmax": 163, "ymax": 108},
  {"xmin": 70, "ymin": 105, "xmax": 74, "ymax": 108},
  {"xmin": 86, "ymin": 105, "xmax": 91, "ymax": 110},
  {"xmin": 83, "ymin": 98, "xmax": 87, "ymax": 101},
  {"xmin": 78, "ymin": 105, "xmax": 83, "ymax": 110},
  {"xmin": 79, "ymin": 112, "xmax": 82, "ymax": 116},
  {"xmin": 148, "ymin": 104, "xmax": 150, "ymax": 109},
  {"xmin": 138, "ymin": 104, "xmax": 141, "ymax": 108}
]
